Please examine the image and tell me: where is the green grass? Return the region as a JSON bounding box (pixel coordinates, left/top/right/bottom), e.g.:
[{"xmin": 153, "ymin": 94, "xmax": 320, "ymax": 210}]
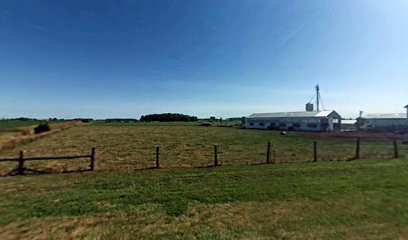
[
  {"xmin": 1, "ymin": 160, "xmax": 408, "ymax": 239},
  {"xmin": 1, "ymin": 123, "xmax": 408, "ymax": 239},
  {"xmin": 0, "ymin": 120, "xmax": 40, "ymax": 129}
]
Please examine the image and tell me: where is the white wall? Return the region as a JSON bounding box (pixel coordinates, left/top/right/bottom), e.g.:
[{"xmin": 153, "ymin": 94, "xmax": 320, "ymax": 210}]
[
  {"xmin": 364, "ymin": 119, "xmax": 408, "ymax": 128},
  {"xmin": 244, "ymin": 117, "xmax": 327, "ymax": 132}
]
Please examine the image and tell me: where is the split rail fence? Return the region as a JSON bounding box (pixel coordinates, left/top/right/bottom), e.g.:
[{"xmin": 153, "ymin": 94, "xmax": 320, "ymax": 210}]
[{"xmin": 0, "ymin": 147, "xmax": 96, "ymax": 175}]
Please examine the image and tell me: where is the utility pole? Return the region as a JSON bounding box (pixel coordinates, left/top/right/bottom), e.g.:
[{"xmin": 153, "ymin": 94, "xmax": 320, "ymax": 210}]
[{"xmin": 316, "ymin": 84, "xmax": 320, "ymax": 111}]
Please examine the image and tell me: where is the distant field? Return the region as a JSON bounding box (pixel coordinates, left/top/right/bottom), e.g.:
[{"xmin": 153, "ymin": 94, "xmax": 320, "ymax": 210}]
[
  {"xmin": 1, "ymin": 159, "xmax": 408, "ymax": 239},
  {"xmin": 0, "ymin": 120, "xmax": 40, "ymax": 147},
  {"xmin": 0, "ymin": 121, "xmax": 81, "ymax": 152},
  {"xmin": 0, "ymin": 120, "xmax": 40, "ymax": 129}
]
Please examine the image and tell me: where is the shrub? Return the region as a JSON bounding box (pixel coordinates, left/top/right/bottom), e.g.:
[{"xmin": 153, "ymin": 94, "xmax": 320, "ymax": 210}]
[{"xmin": 34, "ymin": 122, "xmax": 51, "ymax": 134}]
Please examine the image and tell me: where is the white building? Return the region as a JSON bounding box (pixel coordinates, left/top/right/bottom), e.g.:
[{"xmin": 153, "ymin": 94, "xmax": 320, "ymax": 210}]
[
  {"xmin": 357, "ymin": 113, "xmax": 408, "ymax": 130},
  {"xmin": 244, "ymin": 110, "xmax": 342, "ymax": 132},
  {"xmin": 340, "ymin": 119, "xmax": 357, "ymax": 132},
  {"xmin": 357, "ymin": 107, "xmax": 408, "ymax": 131}
]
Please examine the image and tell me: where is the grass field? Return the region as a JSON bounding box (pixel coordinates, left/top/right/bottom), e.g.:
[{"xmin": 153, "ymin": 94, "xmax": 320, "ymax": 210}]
[
  {"xmin": 0, "ymin": 122, "xmax": 406, "ymax": 172},
  {"xmin": 0, "ymin": 120, "xmax": 40, "ymax": 129},
  {"xmin": 0, "ymin": 120, "xmax": 39, "ymax": 137},
  {"xmin": 1, "ymin": 160, "xmax": 408, "ymax": 239},
  {"xmin": 1, "ymin": 123, "xmax": 408, "ymax": 239},
  {"xmin": 0, "ymin": 121, "xmax": 81, "ymax": 152}
]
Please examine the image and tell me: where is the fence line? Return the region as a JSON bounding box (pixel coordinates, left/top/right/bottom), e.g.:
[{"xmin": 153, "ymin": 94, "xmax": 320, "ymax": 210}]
[
  {"xmin": 0, "ymin": 147, "xmax": 96, "ymax": 175},
  {"xmin": 0, "ymin": 138, "xmax": 407, "ymax": 176}
]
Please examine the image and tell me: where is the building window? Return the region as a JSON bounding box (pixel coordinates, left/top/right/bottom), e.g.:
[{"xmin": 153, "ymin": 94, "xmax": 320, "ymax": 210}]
[
  {"xmin": 259, "ymin": 122, "xmax": 265, "ymax": 126},
  {"xmin": 249, "ymin": 122, "xmax": 254, "ymax": 126},
  {"xmin": 279, "ymin": 123, "xmax": 286, "ymax": 127},
  {"xmin": 308, "ymin": 123, "xmax": 318, "ymax": 128},
  {"xmin": 293, "ymin": 123, "xmax": 300, "ymax": 128}
]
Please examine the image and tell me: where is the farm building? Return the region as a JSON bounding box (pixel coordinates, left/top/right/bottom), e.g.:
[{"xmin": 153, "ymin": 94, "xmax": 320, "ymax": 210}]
[
  {"xmin": 340, "ymin": 119, "xmax": 357, "ymax": 132},
  {"xmin": 244, "ymin": 110, "xmax": 342, "ymax": 132},
  {"xmin": 357, "ymin": 113, "xmax": 408, "ymax": 131},
  {"xmin": 356, "ymin": 105, "xmax": 408, "ymax": 131}
]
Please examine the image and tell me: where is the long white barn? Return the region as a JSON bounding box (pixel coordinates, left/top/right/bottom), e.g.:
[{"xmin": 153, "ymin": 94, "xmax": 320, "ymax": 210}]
[
  {"xmin": 356, "ymin": 105, "xmax": 408, "ymax": 131},
  {"xmin": 244, "ymin": 110, "xmax": 342, "ymax": 132}
]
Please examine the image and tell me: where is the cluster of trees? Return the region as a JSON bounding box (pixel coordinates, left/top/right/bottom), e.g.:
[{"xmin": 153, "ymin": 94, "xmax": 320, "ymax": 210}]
[
  {"xmin": 9, "ymin": 117, "xmax": 38, "ymax": 121},
  {"xmin": 104, "ymin": 118, "xmax": 138, "ymax": 123},
  {"xmin": 140, "ymin": 113, "xmax": 198, "ymax": 122}
]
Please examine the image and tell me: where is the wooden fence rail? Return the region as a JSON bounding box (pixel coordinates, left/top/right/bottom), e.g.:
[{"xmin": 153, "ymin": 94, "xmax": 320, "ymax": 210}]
[{"xmin": 0, "ymin": 147, "xmax": 96, "ymax": 175}]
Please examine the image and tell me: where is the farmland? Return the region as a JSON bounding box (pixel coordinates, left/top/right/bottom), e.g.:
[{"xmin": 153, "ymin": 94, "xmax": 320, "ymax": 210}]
[
  {"xmin": 0, "ymin": 120, "xmax": 39, "ymax": 138},
  {"xmin": 0, "ymin": 121, "xmax": 81, "ymax": 151},
  {"xmin": 0, "ymin": 120, "xmax": 40, "ymax": 129},
  {"xmin": 1, "ymin": 122, "xmax": 408, "ymax": 239},
  {"xmin": 1, "ymin": 122, "xmax": 407, "ymax": 172}
]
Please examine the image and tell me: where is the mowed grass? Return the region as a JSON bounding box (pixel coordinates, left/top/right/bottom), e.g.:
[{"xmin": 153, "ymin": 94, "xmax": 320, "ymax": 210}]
[
  {"xmin": 0, "ymin": 123, "xmax": 407, "ymax": 172},
  {"xmin": 1, "ymin": 160, "xmax": 408, "ymax": 239}
]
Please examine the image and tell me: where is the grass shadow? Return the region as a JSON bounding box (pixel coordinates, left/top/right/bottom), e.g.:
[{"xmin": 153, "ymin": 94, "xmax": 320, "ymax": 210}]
[{"xmin": 2, "ymin": 167, "xmax": 93, "ymax": 177}]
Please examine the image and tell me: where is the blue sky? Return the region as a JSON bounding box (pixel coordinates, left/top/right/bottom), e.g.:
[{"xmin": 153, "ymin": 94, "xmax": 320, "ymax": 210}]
[{"xmin": 0, "ymin": 0, "xmax": 407, "ymax": 119}]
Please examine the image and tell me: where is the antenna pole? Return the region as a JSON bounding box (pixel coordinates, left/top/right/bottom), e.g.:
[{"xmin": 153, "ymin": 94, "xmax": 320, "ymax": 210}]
[{"xmin": 316, "ymin": 85, "xmax": 320, "ymax": 111}]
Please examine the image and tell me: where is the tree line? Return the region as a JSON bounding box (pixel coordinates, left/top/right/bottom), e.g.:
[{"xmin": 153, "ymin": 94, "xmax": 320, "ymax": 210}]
[
  {"xmin": 140, "ymin": 113, "xmax": 198, "ymax": 122},
  {"xmin": 4, "ymin": 114, "xmax": 199, "ymax": 123}
]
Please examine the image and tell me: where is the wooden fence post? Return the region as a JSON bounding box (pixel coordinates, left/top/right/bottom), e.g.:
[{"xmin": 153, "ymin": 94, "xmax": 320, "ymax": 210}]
[
  {"xmin": 18, "ymin": 150, "xmax": 24, "ymax": 175},
  {"xmin": 266, "ymin": 141, "xmax": 271, "ymax": 164},
  {"xmin": 393, "ymin": 139, "xmax": 399, "ymax": 159},
  {"xmin": 313, "ymin": 141, "xmax": 318, "ymax": 162},
  {"xmin": 90, "ymin": 147, "xmax": 96, "ymax": 171},
  {"xmin": 355, "ymin": 138, "xmax": 361, "ymax": 160},
  {"xmin": 214, "ymin": 144, "xmax": 219, "ymax": 166},
  {"xmin": 156, "ymin": 146, "xmax": 160, "ymax": 168}
]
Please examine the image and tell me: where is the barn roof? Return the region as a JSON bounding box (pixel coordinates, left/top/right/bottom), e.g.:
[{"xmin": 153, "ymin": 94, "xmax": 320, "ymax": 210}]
[
  {"xmin": 341, "ymin": 119, "xmax": 357, "ymax": 124},
  {"xmin": 363, "ymin": 113, "xmax": 406, "ymax": 119},
  {"xmin": 247, "ymin": 110, "xmax": 340, "ymax": 119}
]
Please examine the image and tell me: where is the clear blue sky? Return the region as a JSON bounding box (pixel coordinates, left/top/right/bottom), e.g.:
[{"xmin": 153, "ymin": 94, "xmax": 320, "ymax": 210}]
[{"xmin": 1, "ymin": 0, "xmax": 407, "ymax": 119}]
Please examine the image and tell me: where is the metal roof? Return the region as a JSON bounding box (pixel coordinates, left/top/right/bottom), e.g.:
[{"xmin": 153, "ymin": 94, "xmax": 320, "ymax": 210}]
[
  {"xmin": 363, "ymin": 113, "xmax": 406, "ymax": 119},
  {"xmin": 341, "ymin": 119, "xmax": 357, "ymax": 124},
  {"xmin": 247, "ymin": 110, "xmax": 338, "ymax": 118}
]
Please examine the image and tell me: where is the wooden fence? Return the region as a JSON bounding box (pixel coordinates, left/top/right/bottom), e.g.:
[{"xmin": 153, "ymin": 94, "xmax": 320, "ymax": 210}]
[
  {"xmin": 153, "ymin": 138, "xmax": 403, "ymax": 168},
  {"xmin": 0, "ymin": 137, "xmax": 405, "ymax": 175},
  {"xmin": 0, "ymin": 147, "xmax": 96, "ymax": 175}
]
